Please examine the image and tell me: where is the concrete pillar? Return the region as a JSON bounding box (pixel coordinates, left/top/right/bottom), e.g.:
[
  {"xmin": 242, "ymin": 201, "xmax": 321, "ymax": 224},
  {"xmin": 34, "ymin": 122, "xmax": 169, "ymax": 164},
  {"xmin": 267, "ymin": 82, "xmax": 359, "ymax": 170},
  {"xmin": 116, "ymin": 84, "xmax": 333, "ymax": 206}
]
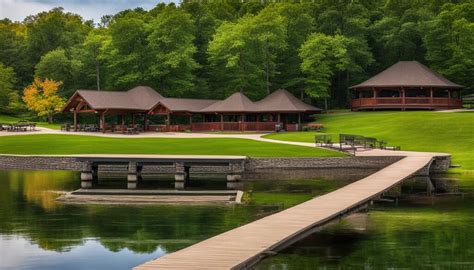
[
  {"xmin": 174, "ymin": 162, "xmax": 189, "ymax": 189},
  {"xmin": 81, "ymin": 161, "xmax": 96, "ymax": 188},
  {"xmin": 227, "ymin": 162, "xmax": 243, "ymax": 182},
  {"xmin": 127, "ymin": 161, "xmax": 141, "ymax": 189}
]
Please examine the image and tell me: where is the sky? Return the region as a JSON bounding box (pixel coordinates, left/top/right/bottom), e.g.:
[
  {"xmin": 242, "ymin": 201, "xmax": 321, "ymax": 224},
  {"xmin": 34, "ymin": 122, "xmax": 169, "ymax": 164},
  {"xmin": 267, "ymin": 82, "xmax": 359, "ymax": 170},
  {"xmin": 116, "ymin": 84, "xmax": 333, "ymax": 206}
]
[{"xmin": 0, "ymin": 0, "xmax": 172, "ymax": 23}]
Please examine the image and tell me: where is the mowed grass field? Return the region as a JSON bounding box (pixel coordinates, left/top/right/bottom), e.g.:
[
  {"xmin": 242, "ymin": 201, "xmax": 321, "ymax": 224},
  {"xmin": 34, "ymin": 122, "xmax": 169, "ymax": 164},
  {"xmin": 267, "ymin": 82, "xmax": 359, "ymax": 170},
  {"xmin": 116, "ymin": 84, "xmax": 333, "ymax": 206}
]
[
  {"xmin": 0, "ymin": 134, "xmax": 344, "ymax": 157},
  {"xmin": 265, "ymin": 111, "xmax": 474, "ymax": 173}
]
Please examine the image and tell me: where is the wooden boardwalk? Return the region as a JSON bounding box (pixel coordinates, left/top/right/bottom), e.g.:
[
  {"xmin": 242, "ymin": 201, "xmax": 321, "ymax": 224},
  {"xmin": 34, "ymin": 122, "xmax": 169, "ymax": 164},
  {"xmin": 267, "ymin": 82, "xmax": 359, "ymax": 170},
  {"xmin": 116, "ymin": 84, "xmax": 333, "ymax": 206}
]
[{"xmin": 135, "ymin": 155, "xmax": 435, "ymax": 270}]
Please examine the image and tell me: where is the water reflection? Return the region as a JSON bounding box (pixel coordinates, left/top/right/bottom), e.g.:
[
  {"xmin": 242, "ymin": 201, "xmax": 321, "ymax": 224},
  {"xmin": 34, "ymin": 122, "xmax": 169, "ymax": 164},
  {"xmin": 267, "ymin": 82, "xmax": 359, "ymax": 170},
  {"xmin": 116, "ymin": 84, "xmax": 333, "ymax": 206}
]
[
  {"xmin": 0, "ymin": 170, "xmax": 344, "ymax": 270},
  {"xmin": 256, "ymin": 174, "xmax": 474, "ymax": 269}
]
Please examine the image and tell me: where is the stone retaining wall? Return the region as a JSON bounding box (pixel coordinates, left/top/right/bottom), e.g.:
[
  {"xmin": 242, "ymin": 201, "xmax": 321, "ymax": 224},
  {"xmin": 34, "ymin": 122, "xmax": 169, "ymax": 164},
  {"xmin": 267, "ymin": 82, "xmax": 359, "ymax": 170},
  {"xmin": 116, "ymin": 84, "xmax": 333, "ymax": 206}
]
[{"xmin": 0, "ymin": 155, "xmax": 414, "ymax": 181}]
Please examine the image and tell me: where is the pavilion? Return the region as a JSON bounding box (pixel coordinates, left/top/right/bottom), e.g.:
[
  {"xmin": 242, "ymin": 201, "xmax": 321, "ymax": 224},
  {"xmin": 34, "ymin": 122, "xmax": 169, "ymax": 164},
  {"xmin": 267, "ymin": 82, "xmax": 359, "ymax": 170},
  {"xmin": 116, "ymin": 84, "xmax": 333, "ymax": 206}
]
[
  {"xmin": 61, "ymin": 87, "xmax": 321, "ymax": 133},
  {"xmin": 350, "ymin": 61, "xmax": 463, "ymax": 111}
]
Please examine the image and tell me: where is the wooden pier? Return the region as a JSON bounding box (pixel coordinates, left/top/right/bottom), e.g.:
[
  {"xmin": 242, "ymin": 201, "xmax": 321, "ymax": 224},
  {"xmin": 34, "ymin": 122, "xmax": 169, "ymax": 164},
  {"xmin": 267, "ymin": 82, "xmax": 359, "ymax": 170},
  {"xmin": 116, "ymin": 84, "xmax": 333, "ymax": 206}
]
[{"xmin": 135, "ymin": 155, "xmax": 437, "ymax": 270}]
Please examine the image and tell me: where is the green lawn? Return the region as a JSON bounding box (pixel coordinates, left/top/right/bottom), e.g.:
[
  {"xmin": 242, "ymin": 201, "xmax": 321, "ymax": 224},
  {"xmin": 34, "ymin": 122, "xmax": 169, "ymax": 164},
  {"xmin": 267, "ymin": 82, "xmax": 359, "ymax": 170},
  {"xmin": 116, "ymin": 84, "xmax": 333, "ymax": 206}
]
[
  {"xmin": 0, "ymin": 115, "xmax": 61, "ymax": 130},
  {"xmin": 265, "ymin": 111, "xmax": 474, "ymax": 173},
  {"xmin": 0, "ymin": 134, "xmax": 344, "ymax": 157}
]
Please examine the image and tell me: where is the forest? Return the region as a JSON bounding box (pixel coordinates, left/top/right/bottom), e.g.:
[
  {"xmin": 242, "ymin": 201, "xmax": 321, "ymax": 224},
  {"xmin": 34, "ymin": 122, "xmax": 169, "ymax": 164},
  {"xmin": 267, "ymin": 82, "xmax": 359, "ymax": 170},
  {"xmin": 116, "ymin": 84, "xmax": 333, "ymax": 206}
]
[{"xmin": 0, "ymin": 0, "xmax": 472, "ymax": 117}]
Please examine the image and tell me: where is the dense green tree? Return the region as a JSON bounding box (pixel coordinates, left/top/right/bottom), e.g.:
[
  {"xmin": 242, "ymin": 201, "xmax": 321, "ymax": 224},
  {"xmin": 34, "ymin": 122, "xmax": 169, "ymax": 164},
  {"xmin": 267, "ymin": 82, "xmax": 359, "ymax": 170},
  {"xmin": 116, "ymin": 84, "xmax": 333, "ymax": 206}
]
[
  {"xmin": 24, "ymin": 8, "xmax": 91, "ymax": 65},
  {"xmin": 182, "ymin": 2, "xmax": 238, "ymax": 97},
  {"xmin": 208, "ymin": 16, "xmax": 261, "ymax": 98},
  {"xmin": 0, "ymin": 63, "xmax": 17, "ymax": 113},
  {"xmin": 34, "ymin": 48, "xmax": 82, "ymax": 96},
  {"xmin": 300, "ymin": 33, "xmax": 350, "ymax": 110},
  {"xmin": 208, "ymin": 9, "xmax": 286, "ymax": 99},
  {"xmin": 104, "ymin": 12, "xmax": 149, "ymax": 90},
  {"xmin": 0, "ymin": 1, "xmax": 472, "ymax": 115},
  {"xmin": 71, "ymin": 29, "xmax": 109, "ymax": 91},
  {"xmin": 0, "ymin": 20, "xmax": 29, "ymax": 88},
  {"xmin": 272, "ymin": 3, "xmax": 315, "ymax": 99},
  {"xmin": 147, "ymin": 6, "xmax": 199, "ymax": 97},
  {"xmin": 423, "ymin": 2, "xmax": 474, "ymax": 92},
  {"xmin": 313, "ymin": 0, "xmax": 374, "ymax": 107}
]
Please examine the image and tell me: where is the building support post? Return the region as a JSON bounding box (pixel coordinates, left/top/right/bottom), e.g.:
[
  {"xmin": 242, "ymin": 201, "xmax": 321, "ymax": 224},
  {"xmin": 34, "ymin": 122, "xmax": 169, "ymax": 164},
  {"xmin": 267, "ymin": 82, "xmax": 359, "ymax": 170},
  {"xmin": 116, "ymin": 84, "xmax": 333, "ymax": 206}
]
[
  {"xmin": 73, "ymin": 109, "xmax": 77, "ymax": 131},
  {"xmin": 220, "ymin": 114, "xmax": 224, "ymax": 131},
  {"xmin": 447, "ymin": 90, "xmax": 451, "ymax": 109},
  {"xmin": 166, "ymin": 113, "xmax": 170, "ymax": 132},
  {"xmin": 121, "ymin": 114, "xmax": 125, "ymax": 133},
  {"xmin": 174, "ymin": 162, "xmax": 189, "ymax": 189},
  {"xmin": 144, "ymin": 114, "xmax": 148, "ymax": 131},
  {"xmin": 81, "ymin": 161, "xmax": 96, "ymax": 188},
  {"xmin": 101, "ymin": 112, "xmax": 106, "ymax": 133},
  {"xmin": 297, "ymin": 113, "xmax": 301, "ymax": 131},
  {"xmin": 430, "ymin": 88, "xmax": 434, "ymax": 109},
  {"xmin": 401, "ymin": 87, "xmax": 406, "ymax": 111}
]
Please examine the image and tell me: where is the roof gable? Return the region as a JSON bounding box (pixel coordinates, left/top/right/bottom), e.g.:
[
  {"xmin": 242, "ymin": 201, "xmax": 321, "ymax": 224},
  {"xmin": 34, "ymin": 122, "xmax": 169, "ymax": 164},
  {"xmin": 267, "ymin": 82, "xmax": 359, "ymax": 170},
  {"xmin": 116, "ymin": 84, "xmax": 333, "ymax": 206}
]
[
  {"xmin": 351, "ymin": 61, "xmax": 463, "ymax": 89},
  {"xmin": 255, "ymin": 89, "xmax": 321, "ymax": 112},
  {"xmin": 200, "ymin": 92, "xmax": 257, "ymax": 112}
]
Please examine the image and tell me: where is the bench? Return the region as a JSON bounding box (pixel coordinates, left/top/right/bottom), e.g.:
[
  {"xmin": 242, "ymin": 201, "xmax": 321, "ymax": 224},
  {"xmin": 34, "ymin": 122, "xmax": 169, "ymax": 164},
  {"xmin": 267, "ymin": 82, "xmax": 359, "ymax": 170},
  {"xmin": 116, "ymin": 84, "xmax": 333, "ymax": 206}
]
[{"xmin": 315, "ymin": 135, "xmax": 332, "ymax": 146}]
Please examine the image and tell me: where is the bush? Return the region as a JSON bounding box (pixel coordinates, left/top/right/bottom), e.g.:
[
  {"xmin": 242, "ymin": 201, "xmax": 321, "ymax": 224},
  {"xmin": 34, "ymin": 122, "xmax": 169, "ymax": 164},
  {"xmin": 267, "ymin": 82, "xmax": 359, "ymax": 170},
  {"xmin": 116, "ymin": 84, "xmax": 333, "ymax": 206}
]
[{"xmin": 306, "ymin": 123, "xmax": 324, "ymax": 131}]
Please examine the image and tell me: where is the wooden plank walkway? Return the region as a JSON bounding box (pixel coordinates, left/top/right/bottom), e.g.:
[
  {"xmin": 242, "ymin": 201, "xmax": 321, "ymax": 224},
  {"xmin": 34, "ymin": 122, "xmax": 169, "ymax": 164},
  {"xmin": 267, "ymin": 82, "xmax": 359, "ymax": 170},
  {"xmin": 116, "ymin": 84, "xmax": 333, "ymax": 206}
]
[{"xmin": 134, "ymin": 155, "xmax": 434, "ymax": 270}]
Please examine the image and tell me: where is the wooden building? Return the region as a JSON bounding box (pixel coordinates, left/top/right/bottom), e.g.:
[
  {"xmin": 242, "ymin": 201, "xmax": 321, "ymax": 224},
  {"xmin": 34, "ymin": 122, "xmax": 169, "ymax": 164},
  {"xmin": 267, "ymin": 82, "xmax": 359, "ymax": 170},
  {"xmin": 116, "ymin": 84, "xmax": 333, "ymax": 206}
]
[
  {"xmin": 61, "ymin": 87, "xmax": 321, "ymax": 133},
  {"xmin": 351, "ymin": 61, "xmax": 463, "ymax": 111}
]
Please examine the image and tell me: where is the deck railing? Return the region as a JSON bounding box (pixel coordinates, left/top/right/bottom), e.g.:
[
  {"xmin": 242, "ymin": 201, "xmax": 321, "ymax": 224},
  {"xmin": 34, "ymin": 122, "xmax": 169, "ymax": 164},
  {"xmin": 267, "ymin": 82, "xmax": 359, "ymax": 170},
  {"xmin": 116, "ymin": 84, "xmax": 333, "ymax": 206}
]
[
  {"xmin": 351, "ymin": 97, "xmax": 463, "ymax": 109},
  {"xmin": 149, "ymin": 122, "xmax": 278, "ymax": 132}
]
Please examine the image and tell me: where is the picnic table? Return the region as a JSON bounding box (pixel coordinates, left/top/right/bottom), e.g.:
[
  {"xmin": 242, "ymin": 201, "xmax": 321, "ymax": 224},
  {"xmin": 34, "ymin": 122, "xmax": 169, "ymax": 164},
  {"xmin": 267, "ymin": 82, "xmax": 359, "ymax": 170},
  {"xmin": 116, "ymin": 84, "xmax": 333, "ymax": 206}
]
[{"xmin": 0, "ymin": 122, "xmax": 36, "ymax": 132}]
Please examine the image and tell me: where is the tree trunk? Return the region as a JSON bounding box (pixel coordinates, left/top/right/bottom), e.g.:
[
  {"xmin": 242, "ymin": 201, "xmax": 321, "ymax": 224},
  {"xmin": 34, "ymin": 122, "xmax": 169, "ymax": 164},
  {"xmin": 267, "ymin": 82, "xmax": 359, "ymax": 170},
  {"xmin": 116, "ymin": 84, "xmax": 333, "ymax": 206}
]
[
  {"xmin": 48, "ymin": 113, "xmax": 53, "ymax": 124},
  {"xmin": 324, "ymin": 98, "xmax": 328, "ymax": 113},
  {"xmin": 96, "ymin": 61, "xmax": 101, "ymax": 91}
]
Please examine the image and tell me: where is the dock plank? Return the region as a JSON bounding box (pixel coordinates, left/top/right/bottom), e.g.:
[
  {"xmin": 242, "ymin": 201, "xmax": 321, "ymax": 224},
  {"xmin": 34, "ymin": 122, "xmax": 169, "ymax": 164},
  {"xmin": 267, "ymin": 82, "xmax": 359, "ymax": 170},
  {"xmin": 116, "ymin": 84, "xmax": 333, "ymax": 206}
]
[{"xmin": 135, "ymin": 155, "xmax": 434, "ymax": 270}]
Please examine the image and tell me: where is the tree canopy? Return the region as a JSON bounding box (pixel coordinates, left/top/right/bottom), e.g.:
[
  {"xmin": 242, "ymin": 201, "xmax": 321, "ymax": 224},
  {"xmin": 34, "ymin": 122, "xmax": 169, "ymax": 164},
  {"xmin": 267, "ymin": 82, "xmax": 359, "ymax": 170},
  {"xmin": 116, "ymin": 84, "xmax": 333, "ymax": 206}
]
[{"xmin": 0, "ymin": 1, "xmax": 472, "ymax": 119}]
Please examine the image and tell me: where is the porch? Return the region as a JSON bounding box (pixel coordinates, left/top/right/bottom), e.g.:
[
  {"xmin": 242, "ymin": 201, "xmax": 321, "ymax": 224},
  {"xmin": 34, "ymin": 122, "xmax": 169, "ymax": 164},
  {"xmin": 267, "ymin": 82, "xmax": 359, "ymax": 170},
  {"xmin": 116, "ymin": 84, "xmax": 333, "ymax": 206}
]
[{"xmin": 351, "ymin": 88, "xmax": 463, "ymax": 110}]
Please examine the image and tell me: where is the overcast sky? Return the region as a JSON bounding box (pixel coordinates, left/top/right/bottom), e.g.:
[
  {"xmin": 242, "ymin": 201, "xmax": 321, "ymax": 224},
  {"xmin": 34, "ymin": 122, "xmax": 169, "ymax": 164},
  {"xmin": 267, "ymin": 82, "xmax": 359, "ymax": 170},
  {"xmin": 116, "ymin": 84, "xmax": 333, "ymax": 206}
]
[{"xmin": 0, "ymin": 0, "xmax": 173, "ymax": 23}]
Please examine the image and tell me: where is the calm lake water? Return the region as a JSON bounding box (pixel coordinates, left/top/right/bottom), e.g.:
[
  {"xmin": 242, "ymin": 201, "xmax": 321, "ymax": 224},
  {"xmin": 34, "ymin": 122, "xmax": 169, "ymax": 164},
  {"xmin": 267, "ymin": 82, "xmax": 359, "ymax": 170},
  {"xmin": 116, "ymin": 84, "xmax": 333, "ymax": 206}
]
[{"xmin": 0, "ymin": 170, "xmax": 472, "ymax": 269}]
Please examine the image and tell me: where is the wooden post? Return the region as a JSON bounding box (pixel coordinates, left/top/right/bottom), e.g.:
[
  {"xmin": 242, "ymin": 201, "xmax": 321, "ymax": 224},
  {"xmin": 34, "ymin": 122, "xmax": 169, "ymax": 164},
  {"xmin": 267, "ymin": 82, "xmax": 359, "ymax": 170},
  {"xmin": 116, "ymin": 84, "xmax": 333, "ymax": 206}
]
[
  {"xmin": 220, "ymin": 114, "xmax": 224, "ymax": 131},
  {"xmin": 166, "ymin": 113, "xmax": 170, "ymax": 132},
  {"xmin": 144, "ymin": 114, "xmax": 148, "ymax": 131},
  {"xmin": 101, "ymin": 112, "xmax": 106, "ymax": 133},
  {"xmin": 73, "ymin": 109, "xmax": 77, "ymax": 131},
  {"xmin": 447, "ymin": 89, "xmax": 451, "ymax": 108},
  {"xmin": 241, "ymin": 113, "xmax": 245, "ymax": 132},
  {"xmin": 277, "ymin": 113, "xmax": 281, "ymax": 123},
  {"xmin": 401, "ymin": 87, "xmax": 406, "ymax": 111},
  {"xmin": 132, "ymin": 113, "xmax": 135, "ymax": 126},
  {"xmin": 121, "ymin": 114, "xmax": 125, "ymax": 132},
  {"xmin": 430, "ymin": 88, "xmax": 434, "ymax": 108},
  {"xmin": 297, "ymin": 113, "xmax": 301, "ymax": 125}
]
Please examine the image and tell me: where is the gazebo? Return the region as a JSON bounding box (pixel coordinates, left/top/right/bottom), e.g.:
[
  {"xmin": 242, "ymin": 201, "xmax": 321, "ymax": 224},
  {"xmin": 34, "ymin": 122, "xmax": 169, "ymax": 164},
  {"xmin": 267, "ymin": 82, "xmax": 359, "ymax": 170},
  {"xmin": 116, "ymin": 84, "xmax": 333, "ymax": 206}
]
[{"xmin": 350, "ymin": 61, "xmax": 463, "ymax": 111}]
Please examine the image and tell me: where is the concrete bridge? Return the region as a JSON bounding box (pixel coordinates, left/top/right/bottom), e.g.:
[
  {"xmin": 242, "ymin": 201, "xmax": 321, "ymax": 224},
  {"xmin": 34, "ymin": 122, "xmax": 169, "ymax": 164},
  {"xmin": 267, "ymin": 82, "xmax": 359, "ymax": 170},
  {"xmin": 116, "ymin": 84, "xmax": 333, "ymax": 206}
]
[
  {"xmin": 77, "ymin": 154, "xmax": 247, "ymax": 189},
  {"xmin": 134, "ymin": 151, "xmax": 449, "ymax": 270}
]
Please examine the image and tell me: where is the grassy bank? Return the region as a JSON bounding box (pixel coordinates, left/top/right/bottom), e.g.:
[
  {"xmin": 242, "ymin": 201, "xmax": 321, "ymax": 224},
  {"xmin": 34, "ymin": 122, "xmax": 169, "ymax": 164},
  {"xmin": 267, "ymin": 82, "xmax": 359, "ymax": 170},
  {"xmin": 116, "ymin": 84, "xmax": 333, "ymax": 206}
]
[
  {"xmin": 264, "ymin": 111, "xmax": 474, "ymax": 173},
  {"xmin": 0, "ymin": 134, "xmax": 344, "ymax": 157},
  {"xmin": 0, "ymin": 115, "xmax": 61, "ymax": 130}
]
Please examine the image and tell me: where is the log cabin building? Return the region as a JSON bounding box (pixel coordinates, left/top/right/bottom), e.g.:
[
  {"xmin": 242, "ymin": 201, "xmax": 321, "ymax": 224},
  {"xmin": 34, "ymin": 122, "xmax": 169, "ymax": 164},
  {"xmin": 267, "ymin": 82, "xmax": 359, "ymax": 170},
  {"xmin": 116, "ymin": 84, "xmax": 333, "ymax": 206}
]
[
  {"xmin": 61, "ymin": 87, "xmax": 321, "ymax": 133},
  {"xmin": 350, "ymin": 61, "xmax": 463, "ymax": 111}
]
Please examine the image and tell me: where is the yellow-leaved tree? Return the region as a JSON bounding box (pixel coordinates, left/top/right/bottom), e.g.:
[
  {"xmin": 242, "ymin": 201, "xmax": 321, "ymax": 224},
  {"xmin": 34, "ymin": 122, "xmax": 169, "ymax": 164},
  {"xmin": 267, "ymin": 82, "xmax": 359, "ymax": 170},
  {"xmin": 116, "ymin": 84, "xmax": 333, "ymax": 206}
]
[{"xmin": 23, "ymin": 77, "xmax": 65, "ymax": 124}]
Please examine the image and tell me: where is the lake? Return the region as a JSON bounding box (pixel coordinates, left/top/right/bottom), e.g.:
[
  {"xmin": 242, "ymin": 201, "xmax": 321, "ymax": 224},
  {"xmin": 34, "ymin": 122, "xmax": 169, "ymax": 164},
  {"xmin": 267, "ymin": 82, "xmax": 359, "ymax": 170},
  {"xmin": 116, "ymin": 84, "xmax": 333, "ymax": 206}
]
[{"xmin": 0, "ymin": 170, "xmax": 472, "ymax": 269}]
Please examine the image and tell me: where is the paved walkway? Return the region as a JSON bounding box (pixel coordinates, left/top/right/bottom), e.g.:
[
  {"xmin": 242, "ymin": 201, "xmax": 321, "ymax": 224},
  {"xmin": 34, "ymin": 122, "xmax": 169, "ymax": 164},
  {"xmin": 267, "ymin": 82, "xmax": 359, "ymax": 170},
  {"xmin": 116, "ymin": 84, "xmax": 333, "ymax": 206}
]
[{"xmin": 134, "ymin": 154, "xmax": 438, "ymax": 270}]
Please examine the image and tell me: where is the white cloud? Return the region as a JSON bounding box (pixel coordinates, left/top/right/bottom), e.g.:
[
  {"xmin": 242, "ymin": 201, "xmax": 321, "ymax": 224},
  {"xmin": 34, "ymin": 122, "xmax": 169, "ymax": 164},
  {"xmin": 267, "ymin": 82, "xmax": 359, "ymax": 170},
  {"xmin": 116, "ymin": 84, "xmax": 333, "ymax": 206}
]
[{"xmin": 0, "ymin": 0, "xmax": 170, "ymax": 23}]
